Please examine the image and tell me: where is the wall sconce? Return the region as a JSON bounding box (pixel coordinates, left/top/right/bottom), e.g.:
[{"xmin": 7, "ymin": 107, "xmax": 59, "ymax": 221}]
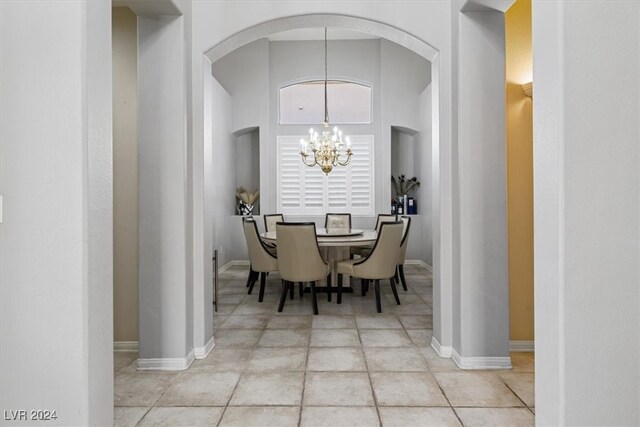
[{"xmin": 522, "ymin": 82, "xmax": 533, "ymax": 97}]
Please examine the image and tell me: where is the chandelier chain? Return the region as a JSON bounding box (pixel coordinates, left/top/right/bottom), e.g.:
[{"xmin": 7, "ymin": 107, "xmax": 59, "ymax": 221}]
[
  {"xmin": 324, "ymin": 27, "xmax": 329, "ymax": 123},
  {"xmin": 298, "ymin": 26, "xmax": 352, "ymax": 175}
]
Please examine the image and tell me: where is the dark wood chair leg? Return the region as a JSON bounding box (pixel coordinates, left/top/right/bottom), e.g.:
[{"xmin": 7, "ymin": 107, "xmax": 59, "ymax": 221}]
[
  {"xmin": 394, "ymin": 266, "xmax": 400, "ymax": 284},
  {"xmin": 258, "ymin": 272, "xmax": 266, "ymax": 302},
  {"xmin": 374, "ymin": 279, "xmax": 382, "ymax": 313},
  {"xmin": 390, "ymin": 278, "xmax": 401, "ymax": 305},
  {"xmin": 299, "ymin": 282, "xmax": 304, "ymax": 297},
  {"xmin": 289, "ymin": 280, "xmax": 295, "ymax": 300},
  {"xmin": 326, "ymin": 274, "xmax": 332, "ymax": 302},
  {"xmin": 310, "ymin": 281, "xmax": 319, "ymax": 315},
  {"xmin": 245, "ymin": 266, "xmax": 254, "ymax": 287},
  {"xmin": 399, "ymin": 264, "xmax": 408, "ymax": 291},
  {"xmin": 247, "ymin": 270, "xmax": 258, "ymax": 294},
  {"xmin": 278, "ymin": 281, "xmax": 289, "ymax": 312},
  {"xmin": 360, "ymin": 278, "xmax": 366, "ymax": 296},
  {"xmin": 337, "ymin": 274, "xmax": 344, "ymax": 304}
]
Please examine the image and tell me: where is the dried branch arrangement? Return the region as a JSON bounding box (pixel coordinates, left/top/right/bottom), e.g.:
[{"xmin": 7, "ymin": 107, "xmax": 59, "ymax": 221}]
[
  {"xmin": 391, "ymin": 175, "xmax": 420, "ymax": 198},
  {"xmin": 236, "ymin": 187, "xmax": 260, "ymax": 205}
]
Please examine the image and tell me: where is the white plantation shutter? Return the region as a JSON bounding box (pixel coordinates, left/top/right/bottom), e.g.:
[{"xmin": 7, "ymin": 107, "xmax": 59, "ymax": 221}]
[
  {"xmin": 277, "ymin": 135, "xmax": 374, "ymax": 216},
  {"xmin": 347, "ymin": 135, "xmax": 374, "ymax": 215},
  {"xmin": 303, "ymin": 166, "xmax": 325, "ymax": 215},
  {"xmin": 327, "ymin": 166, "xmax": 348, "ymax": 210},
  {"xmin": 277, "ymin": 138, "xmax": 302, "ymax": 214}
]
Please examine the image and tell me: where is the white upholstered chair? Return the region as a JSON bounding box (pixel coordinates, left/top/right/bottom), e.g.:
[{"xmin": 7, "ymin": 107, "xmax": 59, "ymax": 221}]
[
  {"xmin": 336, "ymin": 221, "xmax": 404, "ymax": 313},
  {"xmin": 276, "ymin": 222, "xmax": 330, "ymax": 315}
]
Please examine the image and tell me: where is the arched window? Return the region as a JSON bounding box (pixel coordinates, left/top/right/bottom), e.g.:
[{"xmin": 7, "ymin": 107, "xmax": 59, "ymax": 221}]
[{"xmin": 279, "ymin": 80, "xmax": 372, "ymax": 124}]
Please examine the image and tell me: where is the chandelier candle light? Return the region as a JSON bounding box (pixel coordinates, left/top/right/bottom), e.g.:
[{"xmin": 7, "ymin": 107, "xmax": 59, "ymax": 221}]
[{"xmin": 300, "ymin": 27, "xmax": 353, "ymax": 175}]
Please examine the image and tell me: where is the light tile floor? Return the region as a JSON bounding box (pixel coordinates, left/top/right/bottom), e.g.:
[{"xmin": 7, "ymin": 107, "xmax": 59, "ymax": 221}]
[{"xmin": 115, "ymin": 265, "xmax": 535, "ymax": 426}]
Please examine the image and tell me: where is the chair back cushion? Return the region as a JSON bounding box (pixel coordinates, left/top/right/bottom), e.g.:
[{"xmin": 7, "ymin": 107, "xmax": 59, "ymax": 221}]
[
  {"xmin": 375, "ymin": 214, "xmax": 398, "ymax": 231},
  {"xmin": 276, "ymin": 223, "xmax": 328, "ymax": 282},
  {"xmin": 242, "ymin": 217, "xmax": 278, "ymax": 272},
  {"xmin": 354, "ymin": 221, "xmax": 403, "ymax": 279},
  {"xmin": 325, "ymin": 213, "xmax": 351, "ymax": 230},
  {"xmin": 264, "ymin": 214, "xmax": 284, "ymax": 233}
]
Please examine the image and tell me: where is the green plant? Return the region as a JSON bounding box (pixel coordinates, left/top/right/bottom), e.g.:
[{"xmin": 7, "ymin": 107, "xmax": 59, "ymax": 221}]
[{"xmin": 391, "ymin": 175, "xmax": 420, "ymax": 198}]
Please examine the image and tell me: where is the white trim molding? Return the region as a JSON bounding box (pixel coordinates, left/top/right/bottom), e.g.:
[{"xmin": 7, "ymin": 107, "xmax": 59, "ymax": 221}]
[
  {"xmin": 451, "ymin": 348, "xmax": 512, "ymax": 370},
  {"xmin": 219, "ymin": 260, "xmax": 249, "ymax": 274},
  {"xmin": 137, "ymin": 348, "xmax": 195, "ymax": 371},
  {"xmin": 114, "ymin": 341, "xmax": 139, "ymax": 352},
  {"xmin": 509, "ymin": 340, "xmax": 535, "ymax": 352},
  {"xmin": 431, "ymin": 336, "xmax": 453, "ymax": 358},
  {"xmin": 405, "ymin": 260, "xmax": 433, "ymax": 272},
  {"xmin": 195, "ymin": 336, "xmax": 215, "ymax": 359}
]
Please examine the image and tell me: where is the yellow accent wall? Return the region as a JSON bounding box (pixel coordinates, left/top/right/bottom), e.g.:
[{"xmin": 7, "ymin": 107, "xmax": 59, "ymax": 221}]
[{"xmin": 506, "ymin": 0, "xmax": 534, "ymax": 341}]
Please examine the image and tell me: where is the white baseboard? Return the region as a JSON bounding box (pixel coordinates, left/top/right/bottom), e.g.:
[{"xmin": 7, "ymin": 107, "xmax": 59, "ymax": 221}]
[
  {"xmin": 219, "ymin": 260, "xmax": 249, "ymax": 274},
  {"xmin": 452, "ymin": 348, "xmax": 512, "ymax": 370},
  {"xmin": 405, "ymin": 260, "xmax": 433, "ymax": 272},
  {"xmin": 431, "ymin": 337, "xmax": 513, "ymax": 370},
  {"xmin": 137, "ymin": 348, "xmax": 195, "ymax": 371},
  {"xmin": 114, "ymin": 341, "xmax": 139, "ymax": 352},
  {"xmin": 431, "ymin": 336, "xmax": 453, "ymax": 358},
  {"xmin": 194, "ymin": 336, "xmax": 215, "ymax": 359},
  {"xmin": 509, "ymin": 340, "xmax": 535, "ymax": 352}
]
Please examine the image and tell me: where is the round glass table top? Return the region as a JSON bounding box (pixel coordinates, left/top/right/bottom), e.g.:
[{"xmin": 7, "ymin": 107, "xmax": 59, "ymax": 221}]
[
  {"xmin": 316, "ymin": 228, "xmax": 363, "ymax": 237},
  {"xmin": 261, "ymin": 228, "xmax": 377, "ymax": 247}
]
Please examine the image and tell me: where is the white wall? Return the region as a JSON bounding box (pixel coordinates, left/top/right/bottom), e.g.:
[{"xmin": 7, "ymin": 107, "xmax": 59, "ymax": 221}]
[
  {"xmin": 0, "ymin": 1, "xmax": 113, "ymax": 424},
  {"xmin": 533, "ymin": 1, "xmax": 640, "ymax": 425},
  {"xmin": 236, "ymin": 130, "xmax": 260, "ymax": 198},
  {"xmin": 210, "ymin": 78, "xmax": 238, "ymax": 268},
  {"xmin": 137, "ymin": 13, "xmax": 192, "ymax": 361},
  {"xmin": 415, "ymin": 85, "xmax": 433, "ymax": 266},
  {"xmin": 448, "ymin": 4, "xmax": 510, "ymax": 361}
]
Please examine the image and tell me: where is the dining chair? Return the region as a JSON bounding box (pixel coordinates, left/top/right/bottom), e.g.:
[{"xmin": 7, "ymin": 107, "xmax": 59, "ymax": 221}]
[
  {"xmin": 395, "ymin": 215, "xmax": 412, "ymax": 291},
  {"xmin": 325, "ymin": 213, "xmax": 352, "ymax": 230},
  {"xmin": 242, "ymin": 217, "xmax": 278, "ymax": 302},
  {"xmin": 276, "ymin": 222, "xmax": 331, "ymax": 315},
  {"xmin": 336, "ymin": 221, "xmax": 404, "ymax": 313},
  {"xmin": 350, "ymin": 213, "xmax": 397, "ymax": 258},
  {"xmin": 263, "ymin": 213, "xmax": 284, "ymax": 233}
]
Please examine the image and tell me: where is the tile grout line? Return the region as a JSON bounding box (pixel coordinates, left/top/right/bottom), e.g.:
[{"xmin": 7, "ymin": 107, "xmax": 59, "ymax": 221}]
[
  {"xmin": 353, "ymin": 308, "xmax": 383, "ymax": 427},
  {"xmin": 298, "ymin": 317, "xmax": 312, "ymax": 427},
  {"xmin": 499, "ymin": 378, "xmax": 533, "ymax": 413},
  {"xmin": 215, "ymin": 293, "xmax": 269, "ymax": 427}
]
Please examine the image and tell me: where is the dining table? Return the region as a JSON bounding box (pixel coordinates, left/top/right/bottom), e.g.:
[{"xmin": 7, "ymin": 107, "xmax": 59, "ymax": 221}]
[{"xmin": 260, "ymin": 227, "xmax": 377, "ymax": 288}]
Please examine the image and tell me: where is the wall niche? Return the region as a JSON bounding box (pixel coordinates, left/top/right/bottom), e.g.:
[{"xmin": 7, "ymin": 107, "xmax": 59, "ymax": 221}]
[
  {"xmin": 390, "ymin": 125, "xmax": 420, "ymax": 214},
  {"xmin": 234, "ymin": 126, "xmax": 260, "ymax": 215}
]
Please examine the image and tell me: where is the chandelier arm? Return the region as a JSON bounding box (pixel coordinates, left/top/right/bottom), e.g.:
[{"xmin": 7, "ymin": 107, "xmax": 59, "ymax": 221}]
[
  {"xmin": 337, "ymin": 156, "xmax": 352, "ymax": 167},
  {"xmin": 300, "ymin": 152, "xmax": 318, "ymax": 167}
]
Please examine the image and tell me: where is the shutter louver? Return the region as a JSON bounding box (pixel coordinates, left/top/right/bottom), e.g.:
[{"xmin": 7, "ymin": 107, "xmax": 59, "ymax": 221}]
[
  {"xmin": 303, "ymin": 166, "xmax": 325, "ymax": 215},
  {"xmin": 277, "ymin": 137, "xmax": 302, "ymax": 214},
  {"xmin": 348, "ymin": 136, "xmax": 374, "ymax": 215}
]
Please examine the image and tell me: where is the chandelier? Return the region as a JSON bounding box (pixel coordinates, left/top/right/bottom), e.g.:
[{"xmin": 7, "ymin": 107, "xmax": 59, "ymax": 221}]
[{"xmin": 299, "ymin": 28, "xmax": 353, "ymax": 175}]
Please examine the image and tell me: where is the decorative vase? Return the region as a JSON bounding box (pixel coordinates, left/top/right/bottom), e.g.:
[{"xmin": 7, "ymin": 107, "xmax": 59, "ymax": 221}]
[{"xmin": 238, "ymin": 201, "xmax": 254, "ymax": 216}]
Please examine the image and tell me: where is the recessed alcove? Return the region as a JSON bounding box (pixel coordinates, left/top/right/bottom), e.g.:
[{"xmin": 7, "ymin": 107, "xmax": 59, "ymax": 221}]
[{"xmin": 233, "ymin": 126, "xmax": 260, "ymax": 215}]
